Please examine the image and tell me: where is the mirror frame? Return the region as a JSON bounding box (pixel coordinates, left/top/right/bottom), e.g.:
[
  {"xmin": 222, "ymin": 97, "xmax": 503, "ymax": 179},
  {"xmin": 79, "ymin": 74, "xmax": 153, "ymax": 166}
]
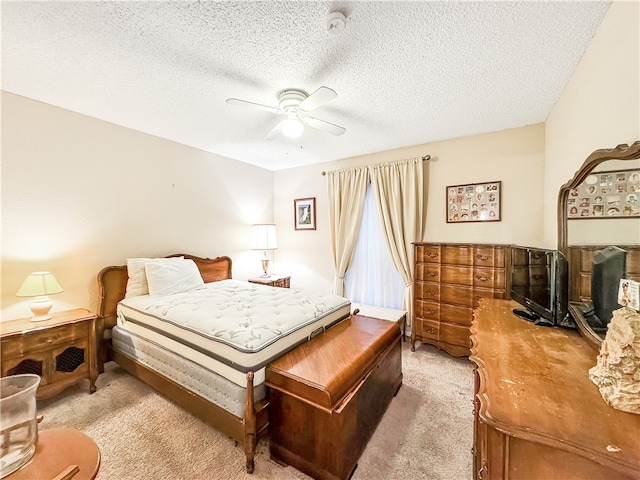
[{"xmin": 557, "ymin": 141, "xmax": 640, "ymax": 349}]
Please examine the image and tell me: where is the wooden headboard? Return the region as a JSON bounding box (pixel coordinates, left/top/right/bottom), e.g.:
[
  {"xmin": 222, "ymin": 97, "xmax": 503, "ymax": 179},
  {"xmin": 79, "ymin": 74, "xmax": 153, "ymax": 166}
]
[{"xmin": 97, "ymin": 254, "xmax": 232, "ymax": 332}]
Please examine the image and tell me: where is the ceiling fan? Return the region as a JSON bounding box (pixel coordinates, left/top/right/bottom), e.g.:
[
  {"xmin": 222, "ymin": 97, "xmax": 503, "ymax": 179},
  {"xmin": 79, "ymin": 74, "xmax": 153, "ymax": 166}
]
[{"xmin": 226, "ymin": 86, "xmax": 346, "ymax": 140}]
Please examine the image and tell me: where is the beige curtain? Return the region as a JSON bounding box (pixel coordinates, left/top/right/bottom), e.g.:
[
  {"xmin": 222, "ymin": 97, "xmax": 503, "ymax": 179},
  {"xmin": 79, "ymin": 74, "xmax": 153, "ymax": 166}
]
[
  {"xmin": 327, "ymin": 166, "xmax": 369, "ymax": 296},
  {"xmin": 369, "ymin": 158, "xmax": 424, "ymax": 324}
]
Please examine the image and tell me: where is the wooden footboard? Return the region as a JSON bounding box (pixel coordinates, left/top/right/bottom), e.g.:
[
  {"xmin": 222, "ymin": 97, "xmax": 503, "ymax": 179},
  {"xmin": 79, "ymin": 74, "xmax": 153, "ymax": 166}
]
[
  {"xmin": 98, "ymin": 254, "xmax": 269, "ymax": 473},
  {"xmin": 111, "ymin": 347, "xmax": 269, "ymax": 473}
]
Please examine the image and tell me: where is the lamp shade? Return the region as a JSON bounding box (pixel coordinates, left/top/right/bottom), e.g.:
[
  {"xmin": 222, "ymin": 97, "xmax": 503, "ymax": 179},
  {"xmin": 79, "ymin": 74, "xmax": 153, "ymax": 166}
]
[
  {"xmin": 281, "ymin": 117, "xmax": 304, "ymax": 139},
  {"xmin": 16, "ymin": 272, "xmax": 63, "ymax": 297},
  {"xmin": 252, "ymin": 224, "xmax": 278, "ymax": 250}
]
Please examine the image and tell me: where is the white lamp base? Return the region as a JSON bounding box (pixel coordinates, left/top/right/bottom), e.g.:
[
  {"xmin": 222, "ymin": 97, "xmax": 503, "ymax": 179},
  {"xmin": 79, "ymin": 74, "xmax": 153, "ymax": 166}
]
[{"xmin": 29, "ymin": 296, "xmax": 53, "ymax": 322}]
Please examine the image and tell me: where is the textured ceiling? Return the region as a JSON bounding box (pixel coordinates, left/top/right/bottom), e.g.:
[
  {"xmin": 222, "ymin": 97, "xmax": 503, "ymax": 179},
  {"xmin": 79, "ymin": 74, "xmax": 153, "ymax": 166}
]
[{"xmin": 2, "ymin": 1, "xmax": 611, "ymax": 171}]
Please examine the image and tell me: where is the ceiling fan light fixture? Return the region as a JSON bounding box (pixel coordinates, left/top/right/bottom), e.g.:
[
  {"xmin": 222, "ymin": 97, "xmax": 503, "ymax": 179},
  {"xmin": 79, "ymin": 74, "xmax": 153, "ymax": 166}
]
[{"xmin": 282, "ymin": 117, "xmax": 304, "ymax": 138}]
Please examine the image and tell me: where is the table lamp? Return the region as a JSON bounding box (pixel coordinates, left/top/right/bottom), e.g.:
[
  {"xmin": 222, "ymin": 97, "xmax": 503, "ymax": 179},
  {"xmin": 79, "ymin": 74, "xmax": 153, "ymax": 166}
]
[
  {"xmin": 252, "ymin": 224, "xmax": 278, "ymax": 277},
  {"xmin": 16, "ymin": 272, "xmax": 64, "ymax": 321}
]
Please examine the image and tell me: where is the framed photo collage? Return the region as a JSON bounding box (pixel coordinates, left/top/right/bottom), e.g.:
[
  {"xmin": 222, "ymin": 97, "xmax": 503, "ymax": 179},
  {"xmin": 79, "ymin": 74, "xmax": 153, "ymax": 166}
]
[
  {"xmin": 447, "ymin": 181, "xmax": 501, "ymax": 223},
  {"xmin": 568, "ymin": 169, "xmax": 640, "ymax": 219}
]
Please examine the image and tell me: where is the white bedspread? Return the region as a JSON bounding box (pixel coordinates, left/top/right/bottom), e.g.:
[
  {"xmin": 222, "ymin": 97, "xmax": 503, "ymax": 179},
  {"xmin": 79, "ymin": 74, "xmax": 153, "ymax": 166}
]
[{"xmin": 116, "ymin": 279, "xmax": 350, "ymax": 386}]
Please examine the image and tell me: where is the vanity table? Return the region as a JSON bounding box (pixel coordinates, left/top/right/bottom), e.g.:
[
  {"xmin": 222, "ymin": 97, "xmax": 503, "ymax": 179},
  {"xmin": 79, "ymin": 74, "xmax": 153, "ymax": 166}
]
[
  {"xmin": 470, "ymin": 298, "xmax": 639, "ymax": 480},
  {"xmin": 469, "ymin": 142, "xmax": 640, "ymax": 479}
]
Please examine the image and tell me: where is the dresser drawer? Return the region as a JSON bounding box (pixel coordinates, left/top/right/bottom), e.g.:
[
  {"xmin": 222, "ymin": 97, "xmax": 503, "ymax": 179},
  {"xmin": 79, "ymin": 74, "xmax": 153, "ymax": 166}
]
[
  {"xmin": 474, "ymin": 247, "xmax": 506, "ymax": 268},
  {"xmin": 417, "ymin": 264, "xmax": 441, "ymax": 282},
  {"xmin": 627, "ymin": 249, "xmax": 640, "ymax": 275},
  {"xmin": 473, "ymin": 268, "xmax": 505, "ymax": 289},
  {"xmin": 441, "ymin": 265, "xmax": 473, "ymax": 286},
  {"xmin": 441, "ymin": 285, "xmax": 474, "ymax": 307},
  {"xmin": 578, "ymin": 249, "xmax": 597, "ymax": 272},
  {"xmin": 415, "ymin": 300, "xmax": 439, "ymax": 320},
  {"xmin": 442, "ymin": 246, "xmax": 473, "ymax": 266},
  {"xmin": 416, "ymin": 245, "xmax": 441, "ymax": 264},
  {"xmin": 415, "ymin": 318, "xmax": 439, "ymax": 340},
  {"xmin": 439, "ymin": 322, "xmax": 471, "ymax": 348},
  {"xmin": 1, "ymin": 323, "xmax": 88, "ymax": 358},
  {"xmin": 441, "ymin": 304, "xmax": 473, "ymax": 326},
  {"xmin": 473, "ymin": 287, "xmax": 507, "ymax": 307},
  {"xmin": 415, "ymin": 281, "xmax": 440, "ymax": 302}
]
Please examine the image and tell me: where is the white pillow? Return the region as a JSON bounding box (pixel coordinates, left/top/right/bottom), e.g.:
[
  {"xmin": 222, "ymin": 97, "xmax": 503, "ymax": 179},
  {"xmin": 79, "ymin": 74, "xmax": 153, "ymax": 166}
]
[
  {"xmin": 125, "ymin": 257, "xmax": 184, "ymax": 298},
  {"xmin": 145, "ymin": 258, "xmax": 205, "ymax": 296}
]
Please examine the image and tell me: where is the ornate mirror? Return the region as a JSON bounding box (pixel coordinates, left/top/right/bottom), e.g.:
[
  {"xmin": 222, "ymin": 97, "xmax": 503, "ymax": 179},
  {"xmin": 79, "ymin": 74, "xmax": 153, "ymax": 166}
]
[{"xmin": 558, "ymin": 141, "xmax": 640, "ymax": 350}]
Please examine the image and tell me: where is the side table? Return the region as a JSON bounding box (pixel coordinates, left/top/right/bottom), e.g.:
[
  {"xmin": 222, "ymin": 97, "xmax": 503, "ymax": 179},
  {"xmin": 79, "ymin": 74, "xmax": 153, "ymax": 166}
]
[
  {"xmin": 7, "ymin": 428, "xmax": 100, "ymax": 480},
  {"xmin": 248, "ymin": 275, "xmax": 291, "ymax": 288},
  {"xmin": 0, "ymin": 309, "xmax": 98, "ymax": 399}
]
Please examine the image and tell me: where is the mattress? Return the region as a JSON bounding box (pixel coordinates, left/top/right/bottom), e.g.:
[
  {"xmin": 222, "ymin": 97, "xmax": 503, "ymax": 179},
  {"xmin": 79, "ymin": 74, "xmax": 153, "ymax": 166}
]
[
  {"xmin": 112, "ymin": 326, "xmax": 265, "ymax": 417},
  {"xmin": 116, "ymin": 279, "xmax": 351, "ymax": 386}
]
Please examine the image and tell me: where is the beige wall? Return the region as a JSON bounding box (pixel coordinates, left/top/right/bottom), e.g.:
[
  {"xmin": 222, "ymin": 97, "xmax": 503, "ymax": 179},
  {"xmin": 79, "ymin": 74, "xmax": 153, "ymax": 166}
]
[
  {"xmin": 544, "ymin": 0, "xmax": 640, "ymax": 248},
  {"xmin": 273, "ymin": 124, "xmax": 545, "ymax": 292},
  {"xmin": 274, "ymin": 0, "xmax": 640, "ymax": 293},
  {"xmin": 1, "ymin": 92, "xmax": 274, "ymax": 321},
  {"xmin": 3, "ymin": 1, "xmax": 637, "ymax": 319}
]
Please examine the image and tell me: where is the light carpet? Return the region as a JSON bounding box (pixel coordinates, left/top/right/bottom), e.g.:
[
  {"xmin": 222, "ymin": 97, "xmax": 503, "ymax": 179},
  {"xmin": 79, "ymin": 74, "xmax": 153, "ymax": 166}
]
[{"xmin": 37, "ymin": 342, "xmax": 474, "ymax": 479}]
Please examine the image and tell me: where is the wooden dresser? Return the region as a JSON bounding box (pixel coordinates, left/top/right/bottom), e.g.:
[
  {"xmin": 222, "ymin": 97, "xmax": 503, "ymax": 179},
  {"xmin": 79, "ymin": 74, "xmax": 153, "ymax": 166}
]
[
  {"xmin": 567, "ymin": 245, "xmax": 640, "ymax": 302},
  {"xmin": 470, "ymin": 298, "xmax": 640, "ymax": 480},
  {"xmin": 412, "ymin": 243, "xmax": 509, "ymax": 356}
]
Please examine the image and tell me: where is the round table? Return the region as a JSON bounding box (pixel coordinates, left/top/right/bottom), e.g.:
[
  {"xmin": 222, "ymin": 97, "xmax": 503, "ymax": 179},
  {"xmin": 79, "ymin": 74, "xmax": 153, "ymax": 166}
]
[{"xmin": 7, "ymin": 428, "xmax": 100, "ymax": 480}]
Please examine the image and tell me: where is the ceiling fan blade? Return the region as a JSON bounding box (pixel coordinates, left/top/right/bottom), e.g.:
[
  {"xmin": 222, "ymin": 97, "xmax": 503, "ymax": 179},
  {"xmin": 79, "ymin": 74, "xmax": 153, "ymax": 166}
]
[
  {"xmin": 226, "ymin": 98, "xmax": 281, "ymax": 114},
  {"xmin": 264, "ymin": 121, "xmax": 284, "ymax": 140},
  {"xmin": 304, "ymin": 116, "xmax": 346, "ymax": 136},
  {"xmin": 298, "ymin": 86, "xmax": 337, "ymax": 111}
]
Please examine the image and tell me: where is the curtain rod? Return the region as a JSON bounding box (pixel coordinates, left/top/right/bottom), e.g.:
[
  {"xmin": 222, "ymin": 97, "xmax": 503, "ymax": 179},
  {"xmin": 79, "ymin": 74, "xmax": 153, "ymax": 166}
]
[{"xmin": 321, "ymin": 154, "xmax": 431, "ymax": 176}]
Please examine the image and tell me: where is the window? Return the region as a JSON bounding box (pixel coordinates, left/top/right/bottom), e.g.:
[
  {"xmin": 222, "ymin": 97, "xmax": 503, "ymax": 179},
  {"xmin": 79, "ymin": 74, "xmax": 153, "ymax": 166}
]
[{"xmin": 345, "ymin": 183, "xmax": 404, "ymax": 309}]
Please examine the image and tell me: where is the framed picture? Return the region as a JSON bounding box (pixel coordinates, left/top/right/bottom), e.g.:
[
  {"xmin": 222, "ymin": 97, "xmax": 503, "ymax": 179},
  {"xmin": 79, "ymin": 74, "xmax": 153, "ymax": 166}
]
[
  {"xmin": 294, "ymin": 197, "xmax": 316, "ymax": 230},
  {"xmin": 567, "ymin": 168, "xmax": 640, "ymax": 219},
  {"xmin": 446, "ymin": 181, "xmax": 501, "ymax": 223}
]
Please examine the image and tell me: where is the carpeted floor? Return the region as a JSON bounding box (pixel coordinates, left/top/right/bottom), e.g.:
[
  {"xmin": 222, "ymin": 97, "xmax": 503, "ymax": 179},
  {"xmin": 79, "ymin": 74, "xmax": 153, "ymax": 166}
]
[{"xmin": 37, "ymin": 341, "xmax": 474, "ymax": 480}]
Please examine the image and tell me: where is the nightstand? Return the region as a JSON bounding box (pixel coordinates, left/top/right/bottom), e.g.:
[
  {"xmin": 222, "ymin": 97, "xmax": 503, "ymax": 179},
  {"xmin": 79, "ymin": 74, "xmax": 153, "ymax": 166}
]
[
  {"xmin": 0, "ymin": 308, "xmax": 98, "ymax": 399},
  {"xmin": 248, "ymin": 275, "xmax": 291, "ymax": 288}
]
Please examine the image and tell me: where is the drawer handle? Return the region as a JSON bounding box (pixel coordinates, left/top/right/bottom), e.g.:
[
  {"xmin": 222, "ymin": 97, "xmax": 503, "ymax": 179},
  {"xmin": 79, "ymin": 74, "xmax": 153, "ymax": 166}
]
[
  {"xmin": 39, "ymin": 333, "xmax": 62, "ymax": 345},
  {"xmin": 476, "ymin": 254, "xmax": 492, "ymax": 261},
  {"xmin": 426, "ymin": 252, "xmax": 439, "ymax": 259},
  {"xmin": 475, "ymin": 274, "xmax": 490, "ymax": 282},
  {"xmin": 426, "ymin": 290, "xmax": 438, "ymax": 296},
  {"xmin": 425, "ymin": 327, "xmax": 436, "ymax": 334},
  {"xmin": 532, "ymin": 274, "xmax": 545, "ymax": 281},
  {"xmin": 426, "ymin": 271, "xmax": 438, "ymax": 278},
  {"xmin": 425, "ymin": 309, "xmax": 437, "ymax": 315},
  {"xmin": 478, "ymin": 464, "xmax": 488, "ymax": 480}
]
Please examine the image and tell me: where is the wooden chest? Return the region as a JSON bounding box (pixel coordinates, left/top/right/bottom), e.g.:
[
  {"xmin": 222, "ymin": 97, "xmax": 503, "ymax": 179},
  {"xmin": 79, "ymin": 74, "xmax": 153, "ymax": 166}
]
[{"xmin": 266, "ymin": 315, "xmax": 402, "ymax": 480}]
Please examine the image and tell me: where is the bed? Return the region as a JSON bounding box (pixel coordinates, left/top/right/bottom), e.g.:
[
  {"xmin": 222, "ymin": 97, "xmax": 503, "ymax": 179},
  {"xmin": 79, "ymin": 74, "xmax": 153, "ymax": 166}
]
[{"xmin": 97, "ymin": 254, "xmax": 351, "ymax": 473}]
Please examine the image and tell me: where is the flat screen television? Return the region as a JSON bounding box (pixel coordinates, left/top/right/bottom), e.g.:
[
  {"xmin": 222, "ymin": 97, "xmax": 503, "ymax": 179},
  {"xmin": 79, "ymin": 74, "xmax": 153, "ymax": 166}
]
[
  {"xmin": 510, "ymin": 246, "xmax": 569, "ymax": 327},
  {"xmin": 590, "ymin": 245, "xmax": 627, "ymax": 330}
]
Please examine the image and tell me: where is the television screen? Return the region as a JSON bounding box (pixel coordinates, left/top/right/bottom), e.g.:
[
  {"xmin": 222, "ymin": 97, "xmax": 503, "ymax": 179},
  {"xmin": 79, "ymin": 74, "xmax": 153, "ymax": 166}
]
[
  {"xmin": 510, "ymin": 246, "xmax": 568, "ymax": 326},
  {"xmin": 591, "ymin": 246, "xmax": 627, "ymax": 329}
]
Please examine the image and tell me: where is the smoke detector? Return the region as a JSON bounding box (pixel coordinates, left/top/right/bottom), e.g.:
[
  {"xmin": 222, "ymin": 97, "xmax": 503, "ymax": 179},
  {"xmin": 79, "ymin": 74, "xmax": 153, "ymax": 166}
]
[{"xmin": 326, "ymin": 11, "xmax": 347, "ymax": 35}]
